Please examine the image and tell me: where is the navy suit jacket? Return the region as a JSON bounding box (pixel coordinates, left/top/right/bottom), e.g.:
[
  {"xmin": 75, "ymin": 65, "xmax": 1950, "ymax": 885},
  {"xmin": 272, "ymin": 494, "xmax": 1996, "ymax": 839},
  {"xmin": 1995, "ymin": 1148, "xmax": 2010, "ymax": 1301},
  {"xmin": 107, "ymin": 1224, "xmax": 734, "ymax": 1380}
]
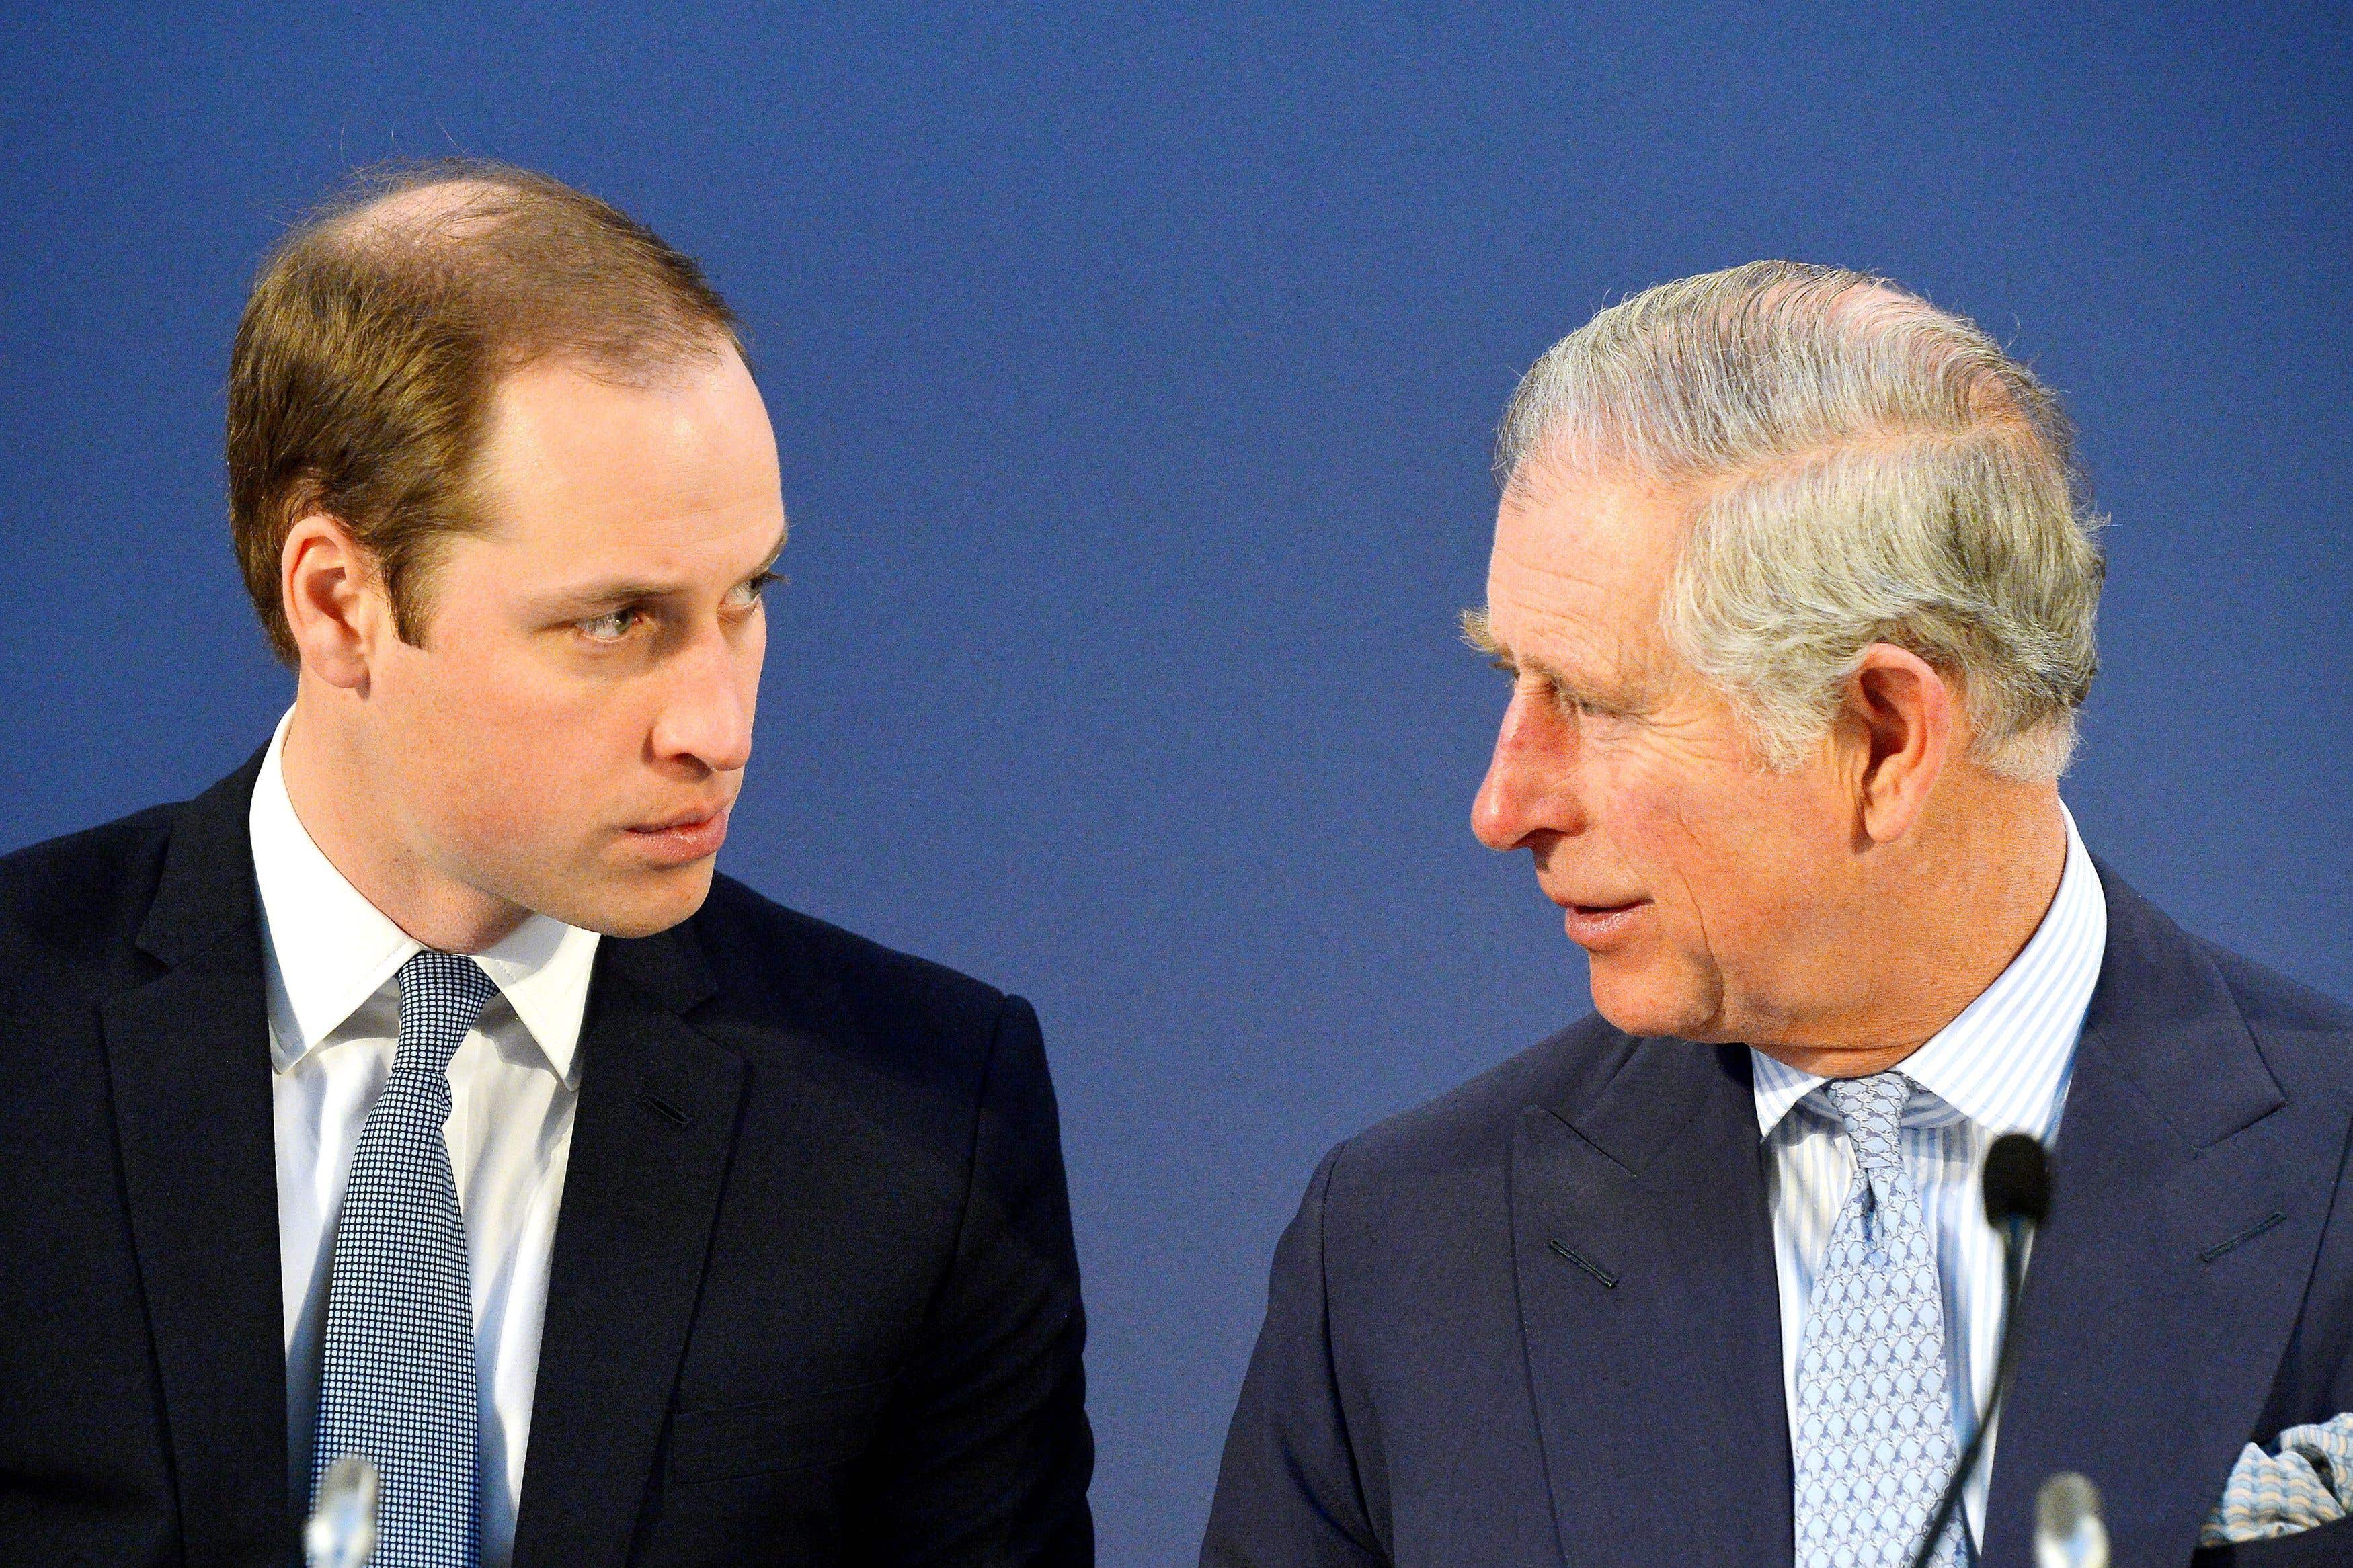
[
  {"xmin": 1203, "ymin": 862, "xmax": 2353, "ymax": 1567},
  {"xmin": 0, "ymin": 752, "xmax": 1094, "ymax": 1566}
]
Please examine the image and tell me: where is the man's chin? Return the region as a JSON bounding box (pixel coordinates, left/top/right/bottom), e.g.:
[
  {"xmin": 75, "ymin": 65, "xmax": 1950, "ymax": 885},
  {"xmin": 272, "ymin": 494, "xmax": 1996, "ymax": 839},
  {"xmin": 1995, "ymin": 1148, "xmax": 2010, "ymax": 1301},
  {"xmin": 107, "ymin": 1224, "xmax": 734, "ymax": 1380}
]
[
  {"xmin": 547, "ymin": 862, "xmax": 719, "ymax": 940},
  {"xmin": 1585, "ymin": 958, "xmax": 1718, "ymax": 1043}
]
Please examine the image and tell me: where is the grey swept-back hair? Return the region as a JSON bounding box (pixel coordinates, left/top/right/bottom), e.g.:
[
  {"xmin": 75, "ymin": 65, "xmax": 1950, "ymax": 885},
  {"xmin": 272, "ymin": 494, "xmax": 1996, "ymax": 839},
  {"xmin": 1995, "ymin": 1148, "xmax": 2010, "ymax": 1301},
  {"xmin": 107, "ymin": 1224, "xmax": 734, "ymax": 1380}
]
[{"xmin": 1494, "ymin": 260, "xmax": 2104, "ymax": 780}]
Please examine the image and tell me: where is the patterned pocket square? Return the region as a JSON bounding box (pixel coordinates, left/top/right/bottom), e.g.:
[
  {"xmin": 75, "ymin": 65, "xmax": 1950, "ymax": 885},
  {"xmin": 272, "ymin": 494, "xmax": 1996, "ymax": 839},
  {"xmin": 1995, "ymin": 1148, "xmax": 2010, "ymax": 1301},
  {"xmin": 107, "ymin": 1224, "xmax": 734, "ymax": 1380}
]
[{"xmin": 2204, "ymin": 1413, "xmax": 2353, "ymax": 1546}]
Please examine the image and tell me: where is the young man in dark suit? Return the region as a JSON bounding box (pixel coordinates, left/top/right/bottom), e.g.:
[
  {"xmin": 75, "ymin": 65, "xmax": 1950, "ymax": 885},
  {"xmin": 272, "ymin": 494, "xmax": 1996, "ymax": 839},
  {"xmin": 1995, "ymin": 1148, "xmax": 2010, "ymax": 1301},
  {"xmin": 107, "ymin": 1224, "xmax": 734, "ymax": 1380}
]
[{"xmin": 0, "ymin": 162, "xmax": 1092, "ymax": 1567}]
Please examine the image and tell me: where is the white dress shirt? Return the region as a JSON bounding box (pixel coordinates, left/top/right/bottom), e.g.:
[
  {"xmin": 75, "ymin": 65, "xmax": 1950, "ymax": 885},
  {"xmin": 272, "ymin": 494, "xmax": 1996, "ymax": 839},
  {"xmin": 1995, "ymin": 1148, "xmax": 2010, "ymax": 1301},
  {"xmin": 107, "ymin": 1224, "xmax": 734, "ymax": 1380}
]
[
  {"xmin": 1751, "ymin": 803, "xmax": 2106, "ymax": 1553},
  {"xmin": 251, "ymin": 709, "xmax": 602, "ymax": 1567}
]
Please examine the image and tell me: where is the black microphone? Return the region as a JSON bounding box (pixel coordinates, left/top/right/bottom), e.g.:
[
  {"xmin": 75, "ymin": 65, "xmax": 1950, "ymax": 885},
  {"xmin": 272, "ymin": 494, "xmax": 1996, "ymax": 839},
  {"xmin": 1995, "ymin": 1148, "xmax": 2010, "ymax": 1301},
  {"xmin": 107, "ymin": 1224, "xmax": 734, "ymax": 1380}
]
[{"xmin": 1906, "ymin": 1132, "xmax": 2054, "ymax": 1568}]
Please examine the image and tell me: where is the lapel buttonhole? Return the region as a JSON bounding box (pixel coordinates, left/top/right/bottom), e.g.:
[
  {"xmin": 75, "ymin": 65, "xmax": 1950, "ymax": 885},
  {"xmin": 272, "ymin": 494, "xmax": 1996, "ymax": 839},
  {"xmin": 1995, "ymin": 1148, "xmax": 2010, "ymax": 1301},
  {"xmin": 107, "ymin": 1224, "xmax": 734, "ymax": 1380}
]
[
  {"xmin": 2199, "ymin": 1210, "xmax": 2286, "ymax": 1264},
  {"xmin": 1549, "ymin": 1237, "xmax": 1620, "ymax": 1289},
  {"xmin": 641, "ymin": 1089, "xmax": 692, "ymax": 1127}
]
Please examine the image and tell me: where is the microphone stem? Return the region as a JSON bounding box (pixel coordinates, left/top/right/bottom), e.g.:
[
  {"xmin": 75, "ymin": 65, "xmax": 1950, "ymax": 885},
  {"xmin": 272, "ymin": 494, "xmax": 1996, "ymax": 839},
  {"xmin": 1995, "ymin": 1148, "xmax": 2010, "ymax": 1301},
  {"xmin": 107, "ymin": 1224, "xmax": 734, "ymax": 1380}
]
[{"xmin": 1907, "ymin": 1216, "xmax": 2031, "ymax": 1568}]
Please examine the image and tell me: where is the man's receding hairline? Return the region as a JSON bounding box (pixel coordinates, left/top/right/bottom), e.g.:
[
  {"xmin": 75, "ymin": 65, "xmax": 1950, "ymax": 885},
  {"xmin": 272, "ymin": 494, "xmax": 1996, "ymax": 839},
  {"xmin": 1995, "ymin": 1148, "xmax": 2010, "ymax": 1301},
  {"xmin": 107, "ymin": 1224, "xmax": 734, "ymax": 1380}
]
[
  {"xmin": 1490, "ymin": 259, "xmax": 2100, "ymax": 780},
  {"xmin": 228, "ymin": 156, "xmax": 751, "ymax": 665},
  {"xmin": 322, "ymin": 176, "xmax": 519, "ymax": 250},
  {"xmin": 480, "ymin": 330, "xmax": 746, "ymax": 401},
  {"xmin": 1505, "ymin": 275, "xmax": 2047, "ymax": 497},
  {"xmin": 313, "ymin": 169, "xmax": 745, "ymax": 384}
]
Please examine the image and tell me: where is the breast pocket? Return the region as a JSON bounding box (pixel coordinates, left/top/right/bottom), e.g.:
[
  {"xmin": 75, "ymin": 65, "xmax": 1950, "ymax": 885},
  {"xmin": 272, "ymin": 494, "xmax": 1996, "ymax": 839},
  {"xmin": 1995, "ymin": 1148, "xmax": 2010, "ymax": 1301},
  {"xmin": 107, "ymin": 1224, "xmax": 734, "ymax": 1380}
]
[
  {"xmin": 2193, "ymin": 1514, "xmax": 2353, "ymax": 1565},
  {"xmin": 664, "ymin": 1374, "xmax": 898, "ymax": 1486}
]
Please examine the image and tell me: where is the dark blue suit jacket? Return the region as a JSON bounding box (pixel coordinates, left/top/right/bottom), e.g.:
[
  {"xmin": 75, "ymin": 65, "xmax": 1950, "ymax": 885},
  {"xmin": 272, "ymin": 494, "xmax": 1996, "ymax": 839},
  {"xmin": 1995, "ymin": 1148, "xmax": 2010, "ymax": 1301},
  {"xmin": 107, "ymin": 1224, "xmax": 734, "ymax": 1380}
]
[
  {"xmin": 0, "ymin": 752, "xmax": 1093, "ymax": 1566},
  {"xmin": 1203, "ymin": 863, "xmax": 2353, "ymax": 1567}
]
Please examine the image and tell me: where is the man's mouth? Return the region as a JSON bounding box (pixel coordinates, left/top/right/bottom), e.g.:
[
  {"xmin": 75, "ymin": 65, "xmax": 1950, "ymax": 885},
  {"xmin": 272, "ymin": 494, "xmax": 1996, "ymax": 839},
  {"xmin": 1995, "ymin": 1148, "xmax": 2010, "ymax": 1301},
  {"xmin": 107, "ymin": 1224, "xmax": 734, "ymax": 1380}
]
[
  {"xmin": 627, "ymin": 807, "xmax": 730, "ymax": 864},
  {"xmin": 1560, "ymin": 898, "xmax": 1649, "ymax": 947},
  {"xmin": 635, "ymin": 807, "xmax": 724, "ymax": 832}
]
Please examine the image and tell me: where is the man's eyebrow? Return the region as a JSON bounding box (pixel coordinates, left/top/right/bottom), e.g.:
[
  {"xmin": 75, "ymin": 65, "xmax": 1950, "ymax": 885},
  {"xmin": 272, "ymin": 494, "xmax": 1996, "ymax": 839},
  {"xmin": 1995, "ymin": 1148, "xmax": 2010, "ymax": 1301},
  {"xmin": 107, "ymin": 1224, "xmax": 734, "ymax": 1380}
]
[
  {"xmin": 1461, "ymin": 604, "xmax": 1644, "ymax": 710},
  {"xmin": 537, "ymin": 526, "xmax": 789, "ymax": 615},
  {"xmin": 751, "ymin": 524, "xmax": 787, "ymax": 575},
  {"xmin": 536, "ymin": 576, "xmax": 695, "ymax": 615},
  {"xmin": 1460, "ymin": 606, "xmax": 1558, "ymax": 679}
]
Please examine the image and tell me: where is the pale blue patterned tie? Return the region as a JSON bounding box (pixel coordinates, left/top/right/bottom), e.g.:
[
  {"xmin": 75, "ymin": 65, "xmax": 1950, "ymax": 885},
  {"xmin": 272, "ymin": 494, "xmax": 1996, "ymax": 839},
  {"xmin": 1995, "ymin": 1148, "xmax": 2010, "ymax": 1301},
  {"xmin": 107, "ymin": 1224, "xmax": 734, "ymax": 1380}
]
[
  {"xmin": 314, "ymin": 951, "xmax": 496, "ymax": 1568},
  {"xmin": 1793, "ymin": 1071, "xmax": 1966, "ymax": 1568}
]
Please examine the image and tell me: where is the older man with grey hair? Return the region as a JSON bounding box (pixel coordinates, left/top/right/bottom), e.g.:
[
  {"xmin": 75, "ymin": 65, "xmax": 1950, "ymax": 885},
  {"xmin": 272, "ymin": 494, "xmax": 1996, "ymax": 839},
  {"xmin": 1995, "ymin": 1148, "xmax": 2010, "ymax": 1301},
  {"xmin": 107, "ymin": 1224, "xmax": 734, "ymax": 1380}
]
[{"xmin": 1202, "ymin": 263, "xmax": 2353, "ymax": 1568}]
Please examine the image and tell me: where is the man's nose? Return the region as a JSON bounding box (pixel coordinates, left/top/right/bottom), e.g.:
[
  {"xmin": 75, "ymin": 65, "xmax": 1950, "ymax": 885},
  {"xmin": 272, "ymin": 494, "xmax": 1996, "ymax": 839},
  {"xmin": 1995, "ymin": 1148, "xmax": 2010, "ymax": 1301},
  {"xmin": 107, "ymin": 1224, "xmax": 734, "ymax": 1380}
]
[
  {"xmin": 651, "ymin": 625, "xmax": 756, "ymax": 774},
  {"xmin": 1472, "ymin": 688, "xmax": 1577, "ymax": 851}
]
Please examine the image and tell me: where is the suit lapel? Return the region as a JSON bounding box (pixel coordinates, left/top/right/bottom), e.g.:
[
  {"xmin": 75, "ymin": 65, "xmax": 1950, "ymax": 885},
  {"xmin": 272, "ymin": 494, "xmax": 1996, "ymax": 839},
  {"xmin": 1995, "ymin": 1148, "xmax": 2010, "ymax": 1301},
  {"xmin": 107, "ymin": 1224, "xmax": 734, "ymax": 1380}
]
[
  {"xmin": 1512, "ymin": 1037, "xmax": 1792, "ymax": 1567},
  {"xmin": 510, "ymin": 923, "xmax": 746, "ymax": 1568},
  {"xmin": 1983, "ymin": 865, "xmax": 2347, "ymax": 1567},
  {"xmin": 93, "ymin": 751, "xmax": 758, "ymax": 1567},
  {"xmin": 100, "ymin": 753, "xmax": 297, "ymax": 1566}
]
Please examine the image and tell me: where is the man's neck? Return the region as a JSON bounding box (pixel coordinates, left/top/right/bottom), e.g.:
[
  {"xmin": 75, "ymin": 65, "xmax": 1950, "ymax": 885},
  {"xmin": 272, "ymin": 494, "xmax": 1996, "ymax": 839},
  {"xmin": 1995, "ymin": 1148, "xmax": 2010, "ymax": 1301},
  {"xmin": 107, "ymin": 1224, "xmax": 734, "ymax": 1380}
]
[
  {"xmin": 279, "ymin": 692, "xmax": 531, "ymax": 955},
  {"xmin": 1752, "ymin": 782, "xmax": 2070, "ymax": 1080}
]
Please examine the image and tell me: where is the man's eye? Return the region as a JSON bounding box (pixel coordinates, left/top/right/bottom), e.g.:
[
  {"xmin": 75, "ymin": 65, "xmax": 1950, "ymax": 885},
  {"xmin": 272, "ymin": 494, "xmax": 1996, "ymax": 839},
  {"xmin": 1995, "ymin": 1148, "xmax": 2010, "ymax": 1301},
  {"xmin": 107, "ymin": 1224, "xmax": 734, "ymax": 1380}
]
[
  {"xmin": 579, "ymin": 608, "xmax": 641, "ymax": 643},
  {"xmin": 725, "ymin": 571, "xmax": 778, "ymax": 610}
]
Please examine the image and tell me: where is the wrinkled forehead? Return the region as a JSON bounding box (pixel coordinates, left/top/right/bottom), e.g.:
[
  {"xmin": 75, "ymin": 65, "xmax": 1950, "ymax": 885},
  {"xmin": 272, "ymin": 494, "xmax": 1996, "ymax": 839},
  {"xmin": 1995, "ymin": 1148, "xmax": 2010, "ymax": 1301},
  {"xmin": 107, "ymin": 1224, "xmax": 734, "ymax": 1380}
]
[{"xmin": 1486, "ymin": 467, "xmax": 1689, "ymax": 652}]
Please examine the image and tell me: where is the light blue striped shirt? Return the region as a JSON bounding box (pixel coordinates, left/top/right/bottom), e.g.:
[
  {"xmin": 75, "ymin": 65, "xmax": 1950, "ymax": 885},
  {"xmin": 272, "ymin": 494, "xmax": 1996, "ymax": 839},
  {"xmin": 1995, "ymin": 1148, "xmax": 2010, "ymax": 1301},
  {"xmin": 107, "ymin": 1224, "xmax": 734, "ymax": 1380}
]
[{"xmin": 1752, "ymin": 804, "xmax": 2106, "ymax": 1551}]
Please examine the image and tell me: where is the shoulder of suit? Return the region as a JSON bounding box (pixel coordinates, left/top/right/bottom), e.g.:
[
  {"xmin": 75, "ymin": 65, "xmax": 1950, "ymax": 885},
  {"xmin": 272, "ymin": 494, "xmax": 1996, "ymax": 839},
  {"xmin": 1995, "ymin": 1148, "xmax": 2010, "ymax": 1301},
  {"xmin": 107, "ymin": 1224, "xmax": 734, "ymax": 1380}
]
[
  {"xmin": 2104, "ymin": 858, "xmax": 2353, "ymax": 1071},
  {"xmin": 2192, "ymin": 929, "xmax": 2353, "ymax": 1074},
  {"xmin": 1326, "ymin": 1012, "xmax": 1636, "ymax": 1187},
  {"xmin": 0, "ymin": 796, "xmax": 185, "ymax": 971},
  {"xmin": 682, "ymin": 870, "xmax": 1017, "ymax": 1053}
]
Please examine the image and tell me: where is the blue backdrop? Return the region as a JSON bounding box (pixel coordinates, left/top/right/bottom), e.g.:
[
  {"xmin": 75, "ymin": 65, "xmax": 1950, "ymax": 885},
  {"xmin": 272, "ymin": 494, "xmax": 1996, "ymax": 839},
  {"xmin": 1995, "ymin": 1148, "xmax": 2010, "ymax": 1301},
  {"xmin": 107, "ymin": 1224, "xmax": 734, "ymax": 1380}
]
[{"xmin": 5, "ymin": 6, "xmax": 2348, "ymax": 1561}]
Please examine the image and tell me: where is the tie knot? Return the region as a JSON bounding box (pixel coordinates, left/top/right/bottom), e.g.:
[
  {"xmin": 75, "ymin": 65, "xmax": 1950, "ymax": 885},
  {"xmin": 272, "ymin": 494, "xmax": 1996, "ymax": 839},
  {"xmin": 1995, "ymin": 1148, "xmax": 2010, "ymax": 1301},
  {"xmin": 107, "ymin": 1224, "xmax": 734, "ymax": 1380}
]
[
  {"xmin": 394, "ymin": 950, "xmax": 500, "ymax": 1079},
  {"xmin": 1824, "ymin": 1070, "xmax": 1911, "ymax": 1170}
]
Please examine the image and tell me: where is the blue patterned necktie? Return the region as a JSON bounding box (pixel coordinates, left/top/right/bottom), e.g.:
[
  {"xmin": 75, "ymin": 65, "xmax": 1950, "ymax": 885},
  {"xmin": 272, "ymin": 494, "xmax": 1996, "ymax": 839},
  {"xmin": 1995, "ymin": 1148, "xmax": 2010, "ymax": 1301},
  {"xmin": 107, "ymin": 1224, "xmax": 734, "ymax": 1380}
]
[
  {"xmin": 314, "ymin": 950, "xmax": 497, "ymax": 1568},
  {"xmin": 1792, "ymin": 1071, "xmax": 1966, "ymax": 1568}
]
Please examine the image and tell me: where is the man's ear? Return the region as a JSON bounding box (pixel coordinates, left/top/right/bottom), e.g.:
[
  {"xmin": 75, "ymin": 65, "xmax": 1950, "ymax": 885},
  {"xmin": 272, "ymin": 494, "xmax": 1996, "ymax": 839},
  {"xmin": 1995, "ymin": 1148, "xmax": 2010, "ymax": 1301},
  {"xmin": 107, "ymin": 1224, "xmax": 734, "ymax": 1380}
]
[
  {"xmin": 1835, "ymin": 642, "xmax": 1955, "ymax": 845},
  {"xmin": 280, "ymin": 513, "xmax": 387, "ymax": 692}
]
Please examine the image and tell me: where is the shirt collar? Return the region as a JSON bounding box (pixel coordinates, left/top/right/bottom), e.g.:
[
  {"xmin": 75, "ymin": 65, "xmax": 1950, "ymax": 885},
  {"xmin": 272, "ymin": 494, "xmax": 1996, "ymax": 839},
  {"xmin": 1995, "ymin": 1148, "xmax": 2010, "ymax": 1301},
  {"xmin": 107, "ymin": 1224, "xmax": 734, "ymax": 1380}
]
[
  {"xmin": 1751, "ymin": 801, "xmax": 2108, "ymax": 1140},
  {"xmin": 249, "ymin": 708, "xmax": 601, "ymax": 1084}
]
